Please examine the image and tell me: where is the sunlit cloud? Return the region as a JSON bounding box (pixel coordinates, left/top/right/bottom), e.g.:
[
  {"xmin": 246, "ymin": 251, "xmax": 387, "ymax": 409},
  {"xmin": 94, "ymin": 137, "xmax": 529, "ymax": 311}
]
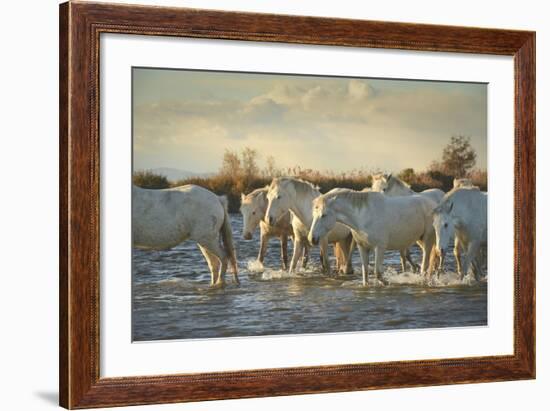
[{"xmin": 133, "ymin": 69, "xmax": 487, "ymax": 174}]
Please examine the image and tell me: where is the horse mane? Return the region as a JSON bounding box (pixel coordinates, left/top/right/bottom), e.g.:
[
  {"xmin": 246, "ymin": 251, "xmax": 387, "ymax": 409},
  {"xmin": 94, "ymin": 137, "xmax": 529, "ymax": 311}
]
[
  {"xmin": 445, "ymin": 185, "xmax": 481, "ymax": 199},
  {"xmin": 388, "ymin": 175, "xmax": 412, "ymax": 191},
  {"xmin": 272, "ymin": 177, "xmax": 320, "ymax": 196},
  {"xmin": 318, "ymin": 188, "xmax": 375, "ymax": 210},
  {"xmin": 436, "ymin": 186, "xmax": 481, "ymax": 214},
  {"xmin": 242, "ymin": 186, "xmax": 268, "ymax": 204}
]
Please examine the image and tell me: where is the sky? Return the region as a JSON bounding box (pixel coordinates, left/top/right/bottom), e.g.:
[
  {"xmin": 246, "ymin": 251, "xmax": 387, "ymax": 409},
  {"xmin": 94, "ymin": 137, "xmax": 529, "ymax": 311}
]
[{"xmin": 133, "ymin": 68, "xmax": 487, "ymax": 174}]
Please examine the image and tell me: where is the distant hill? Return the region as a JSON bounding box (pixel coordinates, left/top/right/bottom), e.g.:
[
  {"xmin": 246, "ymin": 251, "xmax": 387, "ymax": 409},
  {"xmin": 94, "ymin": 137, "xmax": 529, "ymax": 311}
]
[{"xmin": 148, "ymin": 167, "xmax": 211, "ymax": 182}]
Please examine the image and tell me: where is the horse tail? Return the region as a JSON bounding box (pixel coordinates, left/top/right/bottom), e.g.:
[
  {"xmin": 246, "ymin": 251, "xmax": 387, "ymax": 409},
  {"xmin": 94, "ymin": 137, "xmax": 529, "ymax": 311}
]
[{"xmin": 218, "ymin": 195, "xmax": 239, "ymax": 284}]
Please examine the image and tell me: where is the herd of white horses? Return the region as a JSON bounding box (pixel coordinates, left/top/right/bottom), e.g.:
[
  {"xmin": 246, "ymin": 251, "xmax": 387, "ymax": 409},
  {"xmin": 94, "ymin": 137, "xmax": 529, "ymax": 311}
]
[{"xmin": 133, "ymin": 174, "xmax": 487, "ymax": 287}]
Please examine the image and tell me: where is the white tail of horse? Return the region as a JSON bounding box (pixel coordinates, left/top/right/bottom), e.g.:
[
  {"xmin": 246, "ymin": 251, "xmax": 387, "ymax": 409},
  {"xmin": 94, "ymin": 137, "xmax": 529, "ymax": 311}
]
[{"xmin": 218, "ymin": 195, "xmax": 239, "ymax": 279}]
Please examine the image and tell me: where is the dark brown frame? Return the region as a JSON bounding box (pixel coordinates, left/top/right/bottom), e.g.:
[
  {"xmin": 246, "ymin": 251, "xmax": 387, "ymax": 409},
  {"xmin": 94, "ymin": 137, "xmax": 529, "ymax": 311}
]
[{"xmin": 59, "ymin": 1, "xmax": 535, "ymax": 409}]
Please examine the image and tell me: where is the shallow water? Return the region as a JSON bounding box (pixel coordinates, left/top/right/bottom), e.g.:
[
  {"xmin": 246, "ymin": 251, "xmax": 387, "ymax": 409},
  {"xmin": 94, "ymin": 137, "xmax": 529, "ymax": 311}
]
[{"xmin": 132, "ymin": 214, "xmax": 487, "ymax": 341}]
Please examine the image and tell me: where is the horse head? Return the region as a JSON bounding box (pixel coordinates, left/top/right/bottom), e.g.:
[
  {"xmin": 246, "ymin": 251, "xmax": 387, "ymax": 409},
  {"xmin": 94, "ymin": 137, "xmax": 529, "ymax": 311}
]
[{"xmin": 239, "ymin": 190, "xmax": 267, "ymax": 240}]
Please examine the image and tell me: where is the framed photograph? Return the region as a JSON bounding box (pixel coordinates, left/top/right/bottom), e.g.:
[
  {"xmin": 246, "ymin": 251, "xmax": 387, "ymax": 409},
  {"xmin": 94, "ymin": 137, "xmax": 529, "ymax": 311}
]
[{"xmin": 59, "ymin": 2, "xmax": 535, "ymax": 409}]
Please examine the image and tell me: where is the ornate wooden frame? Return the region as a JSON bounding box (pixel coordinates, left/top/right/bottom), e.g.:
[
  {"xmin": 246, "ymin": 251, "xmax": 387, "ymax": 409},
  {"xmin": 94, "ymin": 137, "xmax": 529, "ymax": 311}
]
[{"xmin": 59, "ymin": 1, "xmax": 535, "ymax": 408}]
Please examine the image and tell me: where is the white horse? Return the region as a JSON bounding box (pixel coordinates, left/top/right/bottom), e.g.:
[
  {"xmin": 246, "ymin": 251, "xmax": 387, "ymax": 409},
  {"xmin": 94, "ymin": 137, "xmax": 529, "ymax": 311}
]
[
  {"xmin": 369, "ymin": 174, "xmax": 444, "ymax": 272},
  {"xmin": 133, "ymin": 185, "xmax": 239, "ymax": 286},
  {"xmin": 432, "ymin": 187, "xmax": 487, "ymax": 281},
  {"xmin": 371, "ymin": 173, "xmax": 445, "ymax": 204},
  {"xmin": 240, "ymin": 187, "xmax": 307, "ymax": 270},
  {"xmin": 308, "ymin": 189, "xmax": 437, "ymax": 286},
  {"xmin": 265, "ymin": 177, "xmax": 353, "ymax": 275},
  {"xmin": 453, "ymin": 177, "xmax": 475, "ymax": 189}
]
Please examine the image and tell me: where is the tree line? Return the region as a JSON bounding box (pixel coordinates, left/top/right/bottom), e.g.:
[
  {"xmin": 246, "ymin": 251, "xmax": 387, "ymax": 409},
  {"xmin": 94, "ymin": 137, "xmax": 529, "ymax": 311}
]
[{"xmin": 133, "ymin": 135, "xmax": 487, "ymax": 213}]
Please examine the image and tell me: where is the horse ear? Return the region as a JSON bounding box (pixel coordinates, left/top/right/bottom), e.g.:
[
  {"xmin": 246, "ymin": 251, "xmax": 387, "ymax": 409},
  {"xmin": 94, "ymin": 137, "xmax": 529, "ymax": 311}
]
[
  {"xmin": 386, "ymin": 173, "xmax": 392, "ymax": 180},
  {"xmin": 241, "ymin": 193, "xmax": 246, "ymax": 201},
  {"xmin": 433, "ymin": 203, "xmax": 447, "ymax": 216}
]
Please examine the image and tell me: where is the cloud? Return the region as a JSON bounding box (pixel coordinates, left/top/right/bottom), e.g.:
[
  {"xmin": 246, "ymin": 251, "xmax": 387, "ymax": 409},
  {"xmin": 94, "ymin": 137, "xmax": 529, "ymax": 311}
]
[
  {"xmin": 241, "ymin": 96, "xmax": 286, "ymax": 123},
  {"xmin": 347, "ymin": 79, "xmax": 376, "ymax": 101},
  {"xmin": 133, "ymin": 75, "xmax": 486, "ymax": 172}
]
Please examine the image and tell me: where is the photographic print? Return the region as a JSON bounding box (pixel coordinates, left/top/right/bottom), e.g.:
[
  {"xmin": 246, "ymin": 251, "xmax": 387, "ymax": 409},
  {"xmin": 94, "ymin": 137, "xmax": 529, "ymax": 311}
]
[{"xmin": 132, "ymin": 68, "xmax": 488, "ymax": 342}]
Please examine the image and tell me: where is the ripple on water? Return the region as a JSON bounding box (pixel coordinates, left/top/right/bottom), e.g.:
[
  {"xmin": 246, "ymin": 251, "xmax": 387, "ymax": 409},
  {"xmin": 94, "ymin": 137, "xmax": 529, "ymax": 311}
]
[{"xmin": 132, "ymin": 214, "xmax": 488, "ymax": 341}]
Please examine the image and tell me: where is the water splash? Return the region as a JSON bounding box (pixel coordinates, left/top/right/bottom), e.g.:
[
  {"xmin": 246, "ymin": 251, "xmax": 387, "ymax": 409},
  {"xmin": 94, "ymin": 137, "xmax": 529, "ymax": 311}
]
[
  {"xmin": 339, "ymin": 267, "xmax": 484, "ymax": 289},
  {"xmin": 260, "ymin": 269, "xmax": 294, "ymax": 281},
  {"xmin": 246, "ymin": 259, "xmax": 265, "ymax": 272}
]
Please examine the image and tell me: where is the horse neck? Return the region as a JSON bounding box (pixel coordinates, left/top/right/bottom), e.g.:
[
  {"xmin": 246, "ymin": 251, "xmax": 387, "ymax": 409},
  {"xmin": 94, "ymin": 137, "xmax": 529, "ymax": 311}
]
[
  {"xmin": 450, "ymin": 192, "xmax": 481, "ymax": 225},
  {"xmin": 331, "ymin": 196, "xmax": 362, "ymax": 231},
  {"xmin": 289, "ymin": 185, "xmax": 319, "ymax": 227}
]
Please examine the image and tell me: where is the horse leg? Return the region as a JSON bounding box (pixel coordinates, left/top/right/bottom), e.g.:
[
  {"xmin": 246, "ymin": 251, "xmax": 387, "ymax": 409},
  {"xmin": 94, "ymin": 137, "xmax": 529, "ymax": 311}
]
[
  {"xmin": 289, "ymin": 237, "xmax": 304, "ymax": 274},
  {"xmin": 338, "ymin": 236, "xmax": 354, "ymax": 275},
  {"xmin": 456, "ymin": 239, "xmax": 467, "ymax": 280},
  {"xmin": 280, "ymin": 235, "xmax": 289, "ymax": 271},
  {"xmin": 434, "ymin": 246, "xmax": 444, "ymax": 276},
  {"xmin": 462, "ymin": 241, "xmax": 480, "ymax": 280},
  {"xmin": 406, "ymin": 249, "xmax": 419, "ymax": 273},
  {"xmin": 302, "ymin": 242, "xmax": 309, "ymax": 268},
  {"xmin": 416, "ymin": 242, "xmax": 429, "ymax": 282},
  {"xmin": 198, "ymin": 244, "xmax": 219, "ymax": 285},
  {"xmin": 464, "ymin": 241, "xmax": 482, "ymax": 281},
  {"xmin": 199, "ymin": 238, "xmax": 227, "ymax": 286},
  {"xmin": 257, "ymin": 233, "xmax": 268, "ymax": 265},
  {"xmin": 420, "ymin": 224, "xmax": 436, "ymax": 281},
  {"xmin": 454, "ymin": 237, "xmax": 463, "ymax": 278},
  {"xmin": 428, "ymin": 244, "xmax": 439, "ymax": 278},
  {"xmin": 318, "ymin": 248, "xmax": 325, "ymax": 266},
  {"xmin": 357, "ymin": 244, "xmax": 370, "ymax": 287},
  {"xmin": 471, "ymin": 257, "xmax": 483, "ymax": 281},
  {"xmin": 334, "ymin": 243, "xmax": 343, "ymax": 274},
  {"xmin": 345, "ymin": 237, "xmax": 356, "ymax": 274},
  {"xmin": 400, "ymin": 248, "xmax": 418, "ymax": 273},
  {"xmin": 320, "ymin": 237, "xmax": 331, "ymax": 275},
  {"xmin": 474, "ymin": 247, "xmax": 486, "ymax": 279},
  {"xmin": 399, "ymin": 250, "xmax": 407, "ymax": 273},
  {"xmin": 374, "ymin": 246, "xmax": 386, "ymax": 284}
]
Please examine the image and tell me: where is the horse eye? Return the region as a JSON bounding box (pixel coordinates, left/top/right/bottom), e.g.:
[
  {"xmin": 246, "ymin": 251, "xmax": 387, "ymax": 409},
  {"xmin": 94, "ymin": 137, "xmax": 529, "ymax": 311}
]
[
  {"xmin": 252, "ymin": 211, "xmax": 256, "ymax": 215},
  {"xmin": 277, "ymin": 195, "xmax": 281, "ymax": 200},
  {"xmin": 444, "ymin": 223, "xmax": 448, "ymax": 228}
]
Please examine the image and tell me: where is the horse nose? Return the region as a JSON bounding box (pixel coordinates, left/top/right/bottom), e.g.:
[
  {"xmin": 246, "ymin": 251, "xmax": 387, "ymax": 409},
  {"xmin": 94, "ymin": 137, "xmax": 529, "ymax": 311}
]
[
  {"xmin": 309, "ymin": 234, "xmax": 318, "ymax": 246},
  {"xmin": 267, "ymin": 216, "xmax": 274, "ymax": 225}
]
